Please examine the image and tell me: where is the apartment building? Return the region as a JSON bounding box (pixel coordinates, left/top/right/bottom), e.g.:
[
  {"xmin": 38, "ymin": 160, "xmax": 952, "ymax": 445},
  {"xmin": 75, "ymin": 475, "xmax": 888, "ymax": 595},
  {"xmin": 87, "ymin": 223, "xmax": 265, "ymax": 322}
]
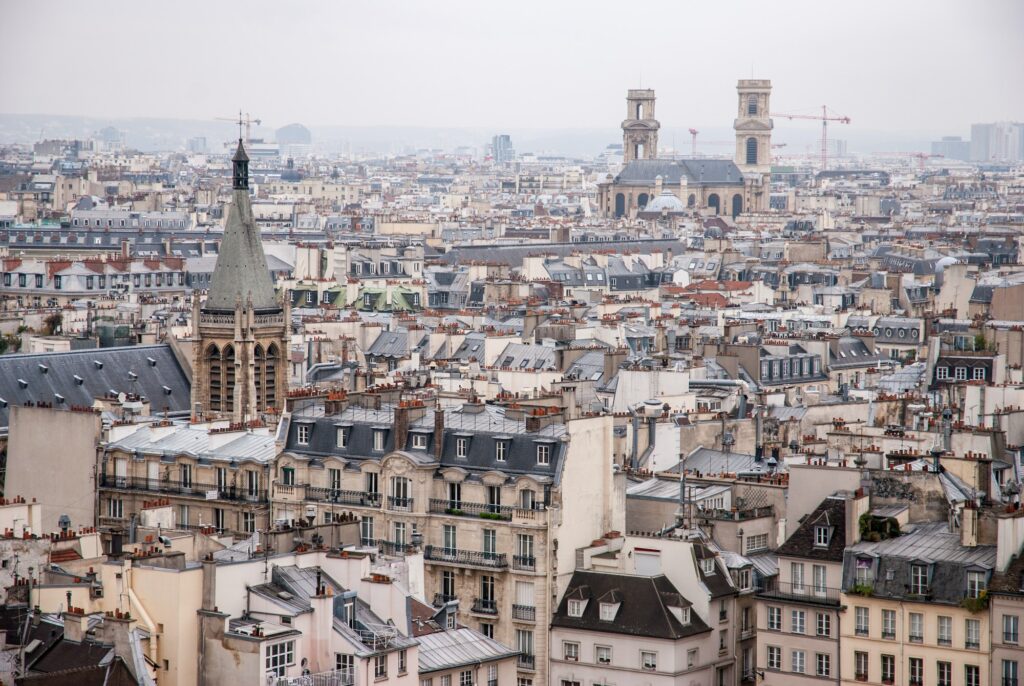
[{"xmin": 274, "ymin": 395, "xmax": 623, "ymax": 686}]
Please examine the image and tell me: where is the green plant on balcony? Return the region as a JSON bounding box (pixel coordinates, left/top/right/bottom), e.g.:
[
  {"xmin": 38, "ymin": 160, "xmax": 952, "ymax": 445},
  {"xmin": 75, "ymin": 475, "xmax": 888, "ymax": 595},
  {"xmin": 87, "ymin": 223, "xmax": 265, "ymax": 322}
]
[
  {"xmin": 851, "ymin": 583, "xmax": 874, "ymax": 597},
  {"xmin": 479, "ymin": 512, "xmax": 504, "ymax": 520},
  {"xmin": 960, "ymin": 590, "xmax": 988, "ymax": 613},
  {"xmin": 445, "ymin": 508, "xmax": 464, "ymax": 516},
  {"xmin": 859, "ymin": 513, "xmax": 900, "ymax": 542}
]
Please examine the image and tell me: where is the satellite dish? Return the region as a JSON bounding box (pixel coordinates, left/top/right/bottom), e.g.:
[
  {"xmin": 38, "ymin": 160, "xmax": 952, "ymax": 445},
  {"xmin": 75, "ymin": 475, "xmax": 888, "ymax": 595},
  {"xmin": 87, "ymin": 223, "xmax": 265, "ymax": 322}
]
[{"xmin": 117, "ymin": 392, "xmax": 127, "ymax": 404}]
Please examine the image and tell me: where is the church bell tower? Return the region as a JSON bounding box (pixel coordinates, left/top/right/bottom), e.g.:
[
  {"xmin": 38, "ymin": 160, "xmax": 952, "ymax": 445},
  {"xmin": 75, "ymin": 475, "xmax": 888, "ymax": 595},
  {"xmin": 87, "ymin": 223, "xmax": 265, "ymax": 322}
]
[
  {"xmin": 622, "ymin": 89, "xmax": 660, "ymax": 163},
  {"xmin": 191, "ymin": 138, "xmax": 288, "ymax": 424},
  {"xmin": 734, "ymin": 79, "xmax": 773, "ymax": 175}
]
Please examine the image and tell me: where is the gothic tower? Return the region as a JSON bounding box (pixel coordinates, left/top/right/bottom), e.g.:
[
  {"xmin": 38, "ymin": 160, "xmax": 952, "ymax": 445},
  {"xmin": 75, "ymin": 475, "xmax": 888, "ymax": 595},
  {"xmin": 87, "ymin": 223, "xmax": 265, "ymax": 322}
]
[
  {"xmin": 622, "ymin": 89, "xmax": 660, "ymax": 163},
  {"xmin": 191, "ymin": 139, "xmax": 288, "ymax": 424},
  {"xmin": 734, "ymin": 79, "xmax": 773, "ymax": 175}
]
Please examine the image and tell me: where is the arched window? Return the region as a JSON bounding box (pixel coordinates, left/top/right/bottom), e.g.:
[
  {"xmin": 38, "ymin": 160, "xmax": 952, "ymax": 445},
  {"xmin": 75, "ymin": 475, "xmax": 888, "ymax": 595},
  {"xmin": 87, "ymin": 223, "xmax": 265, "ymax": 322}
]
[
  {"xmin": 635, "ymin": 143, "xmax": 644, "ymax": 159},
  {"xmin": 687, "ymin": 194, "xmax": 696, "ymax": 208},
  {"xmin": 223, "ymin": 345, "xmax": 235, "ymax": 414},
  {"xmin": 731, "ymin": 194, "xmax": 743, "ymax": 218},
  {"xmin": 746, "ymin": 138, "xmax": 758, "ymax": 165},
  {"xmin": 708, "ymin": 194, "xmax": 721, "ymax": 214},
  {"xmin": 747, "ymin": 94, "xmax": 758, "ymax": 116},
  {"xmin": 637, "ymin": 193, "xmax": 649, "ymax": 209},
  {"xmin": 265, "ymin": 344, "xmax": 279, "ymax": 411},
  {"xmin": 254, "ymin": 344, "xmax": 265, "ymax": 411},
  {"xmin": 636, "ymin": 103, "xmax": 643, "ymax": 119},
  {"xmin": 205, "ymin": 344, "xmax": 221, "ymax": 412},
  {"xmin": 614, "ymin": 193, "xmax": 626, "ymax": 218}
]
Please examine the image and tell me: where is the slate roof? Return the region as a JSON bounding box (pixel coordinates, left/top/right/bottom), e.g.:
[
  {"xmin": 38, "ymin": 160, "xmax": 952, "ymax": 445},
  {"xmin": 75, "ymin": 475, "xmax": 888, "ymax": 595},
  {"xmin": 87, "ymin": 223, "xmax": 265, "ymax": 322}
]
[
  {"xmin": 0, "ymin": 344, "xmax": 190, "ymax": 430},
  {"xmin": 552, "ymin": 570, "xmax": 711, "ymax": 639},
  {"xmin": 613, "ymin": 159, "xmax": 745, "ymax": 186},
  {"xmin": 203, "ymin": 183, "xmax": 280, "ymax": 313},
  {"xmin": 776, "ymin": 496, "xmax": 848, "ymax": 562}
]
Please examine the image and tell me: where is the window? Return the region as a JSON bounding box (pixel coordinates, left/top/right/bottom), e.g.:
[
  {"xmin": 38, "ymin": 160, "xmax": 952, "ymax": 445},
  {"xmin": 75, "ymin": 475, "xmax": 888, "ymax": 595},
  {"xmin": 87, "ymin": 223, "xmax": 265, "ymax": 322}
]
[
  {"xmin": 412, "ymin": 433, "xmax": 427, "ymax": 450},
  {"xmin": 911, "ymin": 564, "xmax": 929, "ymax": 595},
  {"xmin": 107, "ymin": 498, "xmax": 123, "ymax": 519},
  {"xmin": 443, "ymin": 525, "xmax": 457, "ymax": 553},
  {"xmin": 265, "ymin": 641, "xmax": 295, "ymax": 677},
  {"xmin": 480, "ymin": 622, "xmax": 493, "ymax": 638},
  {"xmin": 813, "ymin": 564, "xmax": 827, "ymax": 594},
  {"xmin": 374, "ymin": 654, "xmax": 387, "ymax": 679},
  {"xmin": 792, "ymin": 649, "xmax": 805, "ymax": 674},
  {"xmin": 536, "ymin": 444, "xmax": 550, "ymax": 465},
  {"xmin": 399, "ymin": 650, "xmax": 407, "ymax": 674},
  {"xmin": 938, "ymin": 615, "xmax": 952, "ymax": 645},
  {"xmin": 281, "ymin": 466, "xmax": 295, "ymax": 486},
  {"xmin": 243, "ymin": 512, "xmax": 255, "ymax": 533},
  {"xmin": 882, "ymin": 654, "xmax": 895, "ymax": 683},
  {"xmin": 596, "ymin": 645, "xmax": 611, "ymax": 665},
  {"xmin": 336, "ymin": 428, "xmax": 347, "ymax": 448},
  {"xmin": 599, "ymin": 603, "xmax": 618, "ymax": 621},
  {"xmin": 1003, "ymin": 660, "xmax": 1019, "ymax": 686},
  {"xmin": 456, "ymin": 437, "xmax": 468, "ymax": 458},
  {"xmin": 365, "ymin": 472, "xmax": 379, "ymax": 497},
  {"xmin": 336, "ymin": 653, "xmax": 354, "ymax": 675},
  {"xmin": 791, "ymin": 562, "xmax": 804, "ymax": 591},
  {"xmin": 909, "ymin": 612, "xmax": 923, "ymax": 642},
  {"xmin": 483, "ymin": 529, "xmax": 496, "ymax": 558},
  {"xmin": 882, "ymin": 609, "xmax": 896, "ymax": 639},
  {"xmin": 817, "ymin": 612, "xmax": 831, "ymax": 637},
  {"xmin": 747, "ymin": 94, "xmax": 758, "ymax": 115},
  {"xmin": 909, "ymin": 657, "xmax": 923, "ymax": 685},
  {"xmin": 641, "ymin": 651, "xmax": 657, "ymax": 671},
  {"xmin": 360, "ymin": 516, "xmax": 374, "ymax": 545},
  {"xmin": 767, "ymin": 646, "xmax": 781, "ymax": 670},
  {"xmin": 814, "ymin": 526, "xmax": 830, "ymax": 546},
  {"xmin": 816, "ymin": 653, "xmax": 831, "ymax": 678},
  {"xmin": 855, "ymin": 606, "xmax": 869, "ymax": 635},
  {"xmin": 495, "ymin": 441, "xmax": 507, "ymax": 462},
  {"xmin": 373, "ymin": 430, "xmax": 385, "ymax": 451},
  {"xmin": 745, "ymin": 533, "xmax": 768, "ymax": 553},
  {"xmin": 966, "ymin": 618, "xmax": 980, "ymax": 649},
  {"xmin": 297, "ymin": 424, "xmax": 311, "ymax": 445},
  {"xmin": 1004, "ymin": 614, "xmax": 1020, "ymax": 644},
  {"xmin": 856, "ymin": 557, "xmax": 874, "ymax": 585},
  {"xmin": 719, "ymin": 628, "xmax": 727, "ymax": 650},
  {"xmin": 955, "ymin": 366, "xmax": 968, "ymax": 380},
  {"xmin": 746, "ymin": 137, "xmax": 758, "ymax": 165},
  {"xmin": 563, "ymin": 641, "xmax": 579, "ymax": 661},
  {"xmin": 459, "ymin": 672, "xmax": 472, "ymax": 686},
  {"xmin": 328, "ymin": 468, "xmax": 341, "ymax": 492},
  {"xmin": 791, "ymin": 609, "xmax": 805, "ymax": 634},
  {"xmin": 567, "ymin": 599, "xmax": 584, "ymax": 618},
  {"xmin": 966, "ymin": 665, "xmax": 980, "ymax": 686},
  {"xmin": 855, "ymin": 651, "xmax": 868, "ymax": 679},
  {"xmin": 937, "ymin": 366, "xmax": 950, "ymax": 380},
  {"xmin": 178, "ymin": 504, "xmax": 189, "ymax": 526},
  {"xmin": 967, "ymin": 570, "xmax": 987, "ymax": 598},
  {"xmin": 393, "ymin": 522, "xmax": 406, "ymax": 546},
  {"xmin": 767, "ymin": 606, "xmax": 781, "ymax": 631},
  {"xmin": 973, "ymin": 367, "xmax": 986, "ymax": 380},
  {"xmin": 181, "ymin": 464, "xmax": 193, "ymax": 488},
  {"xmin": 937, "ymin": 661, "xmax": 951, "ymax": 686},
  {"xmin": 442, "ymin": 570, "xmax": 455, "ymax": 599}
]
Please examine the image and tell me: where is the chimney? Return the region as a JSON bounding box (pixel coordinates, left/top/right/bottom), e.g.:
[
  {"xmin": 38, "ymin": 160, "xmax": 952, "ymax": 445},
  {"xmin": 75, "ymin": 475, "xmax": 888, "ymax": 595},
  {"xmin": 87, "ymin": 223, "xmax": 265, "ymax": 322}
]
[
  {"xmin": 394, "ymin": 404, "xmax": 409, "ymax": 452},
  {"xmin": 433, "ymin": 409, "xmax": 445, "ymax": 459},
  {"xmin": 961, "ymin": 500, "xmax": 978, "ymax": 547},
  {"xmin": 120, "ymin": 239, "xmax": 130, "ymax": 260},
  {"xmin": 62, "ymin": 610, "xmax": 89, "ymax": 643},
  {"xmin": 201, "ymin": 555, "xmax": 217, "ymax": 611}
]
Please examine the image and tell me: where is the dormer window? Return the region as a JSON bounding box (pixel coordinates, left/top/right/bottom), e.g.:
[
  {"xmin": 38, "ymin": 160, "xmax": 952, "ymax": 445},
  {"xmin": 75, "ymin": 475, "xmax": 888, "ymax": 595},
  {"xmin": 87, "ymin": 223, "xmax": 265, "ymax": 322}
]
[
  {"xmin": 536, "ymin": 444, "xmax": 551, "ymax": 465},
  {"xmin": 297, "ymin": 424, "xmax": 311, "ymax": 445},
  {"xmin": 495, "ymin": 440, "xmax": 508, "ymax": 462},
  {"xmin": 701, "ymin": 558, "xmax": 716, "ymax": 575},
  {"xmin": 599, "ymin": 602, "xmax": 619, "ymax": 621},
  {"xmin": 373, "ymin": 430, "xmax": 386, "ymax": 452},
  {"xmin": 814, "ymin": 526, "xmax": 831, "ymax": 547},
  {"xmin": 412, "ymin": 433, "xmax": 428, "ymax": 450},
  {"xmin": 668, "ymin": 605, "xmax": 691, "ymax": 625},
  {"xmin": 456, "ymin": 437, "xmax": 468, "ymax": 458},
  {"xmin": 336, "ymin": 428, "xmax": 347, "ymax": 448},
  {"xmin": 910, "ymin": 564, "xmax": 929, "ymax": 595},
  {"xmin": 567, "ymin": 599, "xmax": 585, "ymax": 618}
]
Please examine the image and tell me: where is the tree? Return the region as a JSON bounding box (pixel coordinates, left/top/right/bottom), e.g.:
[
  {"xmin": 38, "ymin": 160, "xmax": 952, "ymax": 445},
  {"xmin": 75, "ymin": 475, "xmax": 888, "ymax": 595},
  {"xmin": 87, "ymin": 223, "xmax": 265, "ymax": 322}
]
[{"xmin": 42, "ymin": 312, "xmax": 62, "ymax": 336}]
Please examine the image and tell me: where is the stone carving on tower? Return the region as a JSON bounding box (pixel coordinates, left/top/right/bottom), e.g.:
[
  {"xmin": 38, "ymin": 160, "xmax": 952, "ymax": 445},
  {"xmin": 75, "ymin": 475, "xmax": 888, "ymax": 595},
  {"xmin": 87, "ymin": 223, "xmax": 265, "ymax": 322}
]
[
  {"xmin": 190, "ymin": 138, "xmax": 288, "ymax": 424},
  {"xmin": 734, "ymin": 79, "xmax": 773, "ymax": 175},
  {"xmin": 622, "ymin": 89, "xmax": 660, "ymax": 163}
]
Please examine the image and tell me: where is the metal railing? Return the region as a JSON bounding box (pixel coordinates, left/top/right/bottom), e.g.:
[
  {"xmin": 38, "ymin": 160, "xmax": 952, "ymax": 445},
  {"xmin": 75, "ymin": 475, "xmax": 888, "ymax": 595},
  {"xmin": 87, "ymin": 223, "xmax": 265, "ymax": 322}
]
[
  {"xmin": 512, "ymin": 604, "xmax": 536, "ymax": 621},
  {"xmin": 697, "ymin": 505, "xmax": 774, "ymax": 521},
  {"xmin": 424, "ymin": 546, "xmax": 508, "ymax": 569},
  {"xmin": 100, "ymin": 474, "xmax": 267, "ymax": 502},
  {"xmin": 305, "ymin": 486, "xmax": 381, "ymax": 507},
  {"xmin": 373, "ymin": 539, "xmax": 414, "ymax": 556},
  {"xmin": 471, "ymin": 597, "xmax": 498, "ymax": 614},
  {"xmin": 274, "ymin": 668, "xmax": 355, "ymax": 686},
  {"xmin": 513, "ymin": 555, "xmax": 536, "ymax": 571},
  {"xmin": 433, "ymin": 592, "xmax": 457, "ymax": 606},
  {"xmin": 517, "ymin": 655, "xmax": 535, "ymax": 671},
  {"xmin": 387, "ymin": 495, "xmax": 414, "ymax": 512},
  {"xmin": 755, "ymin": 581, "xmax": 841, "ymax": 606},
  {"xmin": 428, "ymin": 498, "xmax": 512, "ymax": 520}
]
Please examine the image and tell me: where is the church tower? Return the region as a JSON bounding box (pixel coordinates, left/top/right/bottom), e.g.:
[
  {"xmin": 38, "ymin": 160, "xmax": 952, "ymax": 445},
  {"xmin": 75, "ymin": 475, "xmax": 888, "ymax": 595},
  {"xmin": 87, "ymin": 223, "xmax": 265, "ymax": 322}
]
[
  {"xmin": 191, "ymin": 139, "xmax": 288, "ymax": 424},
  {"xmin": 622, "ymin": 89, "xmax": 660, "ymax": 163},
  {"xmin": 734, "ymin": 79, "xmax": 773, "ymax": 175}
]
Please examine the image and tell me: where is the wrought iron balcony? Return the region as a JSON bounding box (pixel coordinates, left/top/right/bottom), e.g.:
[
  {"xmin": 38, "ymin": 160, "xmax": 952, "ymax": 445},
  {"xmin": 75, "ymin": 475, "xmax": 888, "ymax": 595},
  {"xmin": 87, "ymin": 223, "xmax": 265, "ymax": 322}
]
[
  {"xmin": 428, "ymin": 498, "xmax": 511, "ymax": 520},
  {"xmin": 517, "ymin": 655, "xmax": 535, "ymax": 671},
  {"xmin": 755, "ymin": 581, "xmax": 840, "ymax": 606},
  {"xmin": 272, "ymin": 667, "xmax": 355, "ymax": 686},
  {"xmin": 99, "ymin": 474, "xmax": 267, "ymax": 502},
  {"xmin": 424, "ymin": 546, "xmax": 508, "ymax": 569},
  {"xmin": 387, "ymin": 495, "xmax": 414, "ymax": 512},
  {"xmin": 513, "ymin": 555, "xmax": 536, "ymax": 571},
  {"xmin": 512, "ymin": 604, "xmax": 536, "ymax": 621},
  {"xmin": 305, "ymin": 486, "xmax": 381, "ymax": 507},
  {"xmin": 471, "ymin": 597, "xmax": 498, "ymax": 615},
  {"xmin": 372, "ymin": 539, "xmax": 414, "ymax": 556}
]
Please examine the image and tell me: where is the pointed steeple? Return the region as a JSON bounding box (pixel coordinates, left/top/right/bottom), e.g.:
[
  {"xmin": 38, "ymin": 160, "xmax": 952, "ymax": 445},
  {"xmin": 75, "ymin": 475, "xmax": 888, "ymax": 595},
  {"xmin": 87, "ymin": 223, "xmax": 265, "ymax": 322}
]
[{"xmin": 204, "ymin": 141, "xmax": 278, "ymax": 313}]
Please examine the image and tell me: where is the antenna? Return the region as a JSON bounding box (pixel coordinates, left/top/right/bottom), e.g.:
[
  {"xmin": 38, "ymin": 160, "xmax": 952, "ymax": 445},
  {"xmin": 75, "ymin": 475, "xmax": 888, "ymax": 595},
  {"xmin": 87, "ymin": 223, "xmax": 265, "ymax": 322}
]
[{"xmin": 237, "ymin": 109, "xmax": 244, "ymax": 141}]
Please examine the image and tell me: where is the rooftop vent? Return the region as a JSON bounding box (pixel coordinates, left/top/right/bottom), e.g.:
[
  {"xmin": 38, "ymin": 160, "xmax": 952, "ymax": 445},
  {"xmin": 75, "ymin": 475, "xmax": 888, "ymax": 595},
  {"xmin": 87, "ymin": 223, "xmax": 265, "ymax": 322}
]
[
  {"xmin": 73, "ymin": 375, "xmax": 83, "ymax": 385},
  {"xmin": 37, "ymin": 364, "xmax": 48, "ymax": 374},
  {"xmin": 17, "ymin": 379, "xmax": 27, "ymax": 389},
  {"xmin": 147, "ymin": 357, "xmax": 157, "ymax": 367},
  {"xmin": 94, "ymin": 360, "xmax": 103, "ymax": 369}
]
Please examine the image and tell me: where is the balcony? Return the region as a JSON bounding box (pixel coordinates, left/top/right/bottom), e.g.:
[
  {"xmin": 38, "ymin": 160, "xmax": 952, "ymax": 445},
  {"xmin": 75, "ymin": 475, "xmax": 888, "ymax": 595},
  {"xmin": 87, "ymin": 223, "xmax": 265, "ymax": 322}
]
[
  {"xmin": 1003, "ymin": 679, "xmax": 1018, "ymax": 686},
  {"xmin": 424, "ymin": 546, "xmax": 508, "ymax": 569},
  {"xmin": 433, "ymin": 593, "xmax": 457, "ymax": 606},
  {"xmin": 512, "ymin": 604, "xmax": 536, "ymax": 622},
  {"xmin": 698, "ymin": 505, "xmax": 774, "ymax": 522},
  {"xmin": 855, "ymin": 674, "xmax": 867, "ymax": 682},
  {"xmin": 372, "ymin": 539, "xmax": 414, "ymax": 556},
  {"xmin": 512, "ymin": 506, "xmax": 548, "ymax": 525},
  {"xmin": 429, "ymin": 498, "xmax": 512, "ymax": 521},
  {"xmin": 513, "ymin": 555, "xmax": 536, "ymax": 572},
  {"xmin": 882, "ymin": 631, "xmax": 896, "ymax": 640},
  {"xmin": 471, "ymin": 597, "xmax": 498, "ymax": 615},
  {"xmin": 517, "ymin": 655, "xmax": 535, "ymax": 671},
  {"xmin": 966, "ymin": 640, "xmax": 980, "ymax": 650},
  {"xmin": 272, "ymin": 668, "xmax": 355, "ymax": 686},
  {"xmin": 755, "ymin": 581, "xmax": 840, "ymax": 606},
  {"xmin": 387, "ymin": 496, "xmax": 414, "ymax": 512},
  {"xmin": 98, "ymin": 515, "xmax": 128, "ymax": 528},
  {"xmin": 100, "ymin": 474, "xmax": 267, "ymax": 503},
  {"xmin": 305, "ymin": 486, "xmax": 381, "ymax": 507}
]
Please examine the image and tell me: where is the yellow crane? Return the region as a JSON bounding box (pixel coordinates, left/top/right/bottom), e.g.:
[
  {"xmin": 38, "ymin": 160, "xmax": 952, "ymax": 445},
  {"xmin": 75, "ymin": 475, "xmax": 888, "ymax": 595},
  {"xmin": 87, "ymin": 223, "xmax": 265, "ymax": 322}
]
[{"xmin": 215, "ymin": 111, "xmax": 262, "ymax": 143}]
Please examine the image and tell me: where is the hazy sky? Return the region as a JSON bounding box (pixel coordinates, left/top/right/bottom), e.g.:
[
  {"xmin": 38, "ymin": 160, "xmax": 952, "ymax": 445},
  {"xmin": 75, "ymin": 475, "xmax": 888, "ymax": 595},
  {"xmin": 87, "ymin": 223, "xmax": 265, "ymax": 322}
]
[{"xmin": 1, "ymin": 0, "xmax": 1021, "ymax": 136}]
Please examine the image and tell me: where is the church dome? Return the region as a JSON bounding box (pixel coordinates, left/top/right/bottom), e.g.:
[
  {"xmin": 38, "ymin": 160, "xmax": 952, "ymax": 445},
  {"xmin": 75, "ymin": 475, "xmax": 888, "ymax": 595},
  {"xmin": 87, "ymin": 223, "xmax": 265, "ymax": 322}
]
[{"xmin": 644, "ymin": 189, "xmax": 686, "ymax": 213}]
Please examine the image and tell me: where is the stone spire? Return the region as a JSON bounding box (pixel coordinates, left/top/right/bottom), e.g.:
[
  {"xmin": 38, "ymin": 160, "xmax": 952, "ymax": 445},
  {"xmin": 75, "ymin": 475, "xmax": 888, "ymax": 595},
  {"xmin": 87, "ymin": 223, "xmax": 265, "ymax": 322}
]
[{"xmin": 204, "ymin": 140, "xmax": 278, "ymax": 313}]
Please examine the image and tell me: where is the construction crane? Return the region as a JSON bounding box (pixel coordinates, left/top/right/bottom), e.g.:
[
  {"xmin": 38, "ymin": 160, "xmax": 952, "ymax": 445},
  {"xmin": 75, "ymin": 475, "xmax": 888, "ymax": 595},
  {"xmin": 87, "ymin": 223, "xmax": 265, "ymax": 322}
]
[
  {"xmin": 771, "ymin": 106, "xmax": 850, "ymax": 171},
  {"xmin": 688, "ymin": 128, "xmax": 699, "ymax": 157},
  {"xmin": 876, "ymin": 151, "xmax": 945, "ymax": 170},
  {"xmin": 215, "ymin": 111, "xmax": 262, "ymax": 143}
]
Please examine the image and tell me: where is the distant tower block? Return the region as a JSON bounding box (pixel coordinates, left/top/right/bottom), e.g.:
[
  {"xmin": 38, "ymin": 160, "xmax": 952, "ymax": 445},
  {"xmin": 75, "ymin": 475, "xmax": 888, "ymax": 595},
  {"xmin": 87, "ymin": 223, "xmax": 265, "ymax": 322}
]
[
  {"xmin": 622, "ymin": 89, "xmax": 660, "ymax": 163},
  {"xmin": 734, "ymin": 79, "xmax": 773, "ymax": 175}
]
